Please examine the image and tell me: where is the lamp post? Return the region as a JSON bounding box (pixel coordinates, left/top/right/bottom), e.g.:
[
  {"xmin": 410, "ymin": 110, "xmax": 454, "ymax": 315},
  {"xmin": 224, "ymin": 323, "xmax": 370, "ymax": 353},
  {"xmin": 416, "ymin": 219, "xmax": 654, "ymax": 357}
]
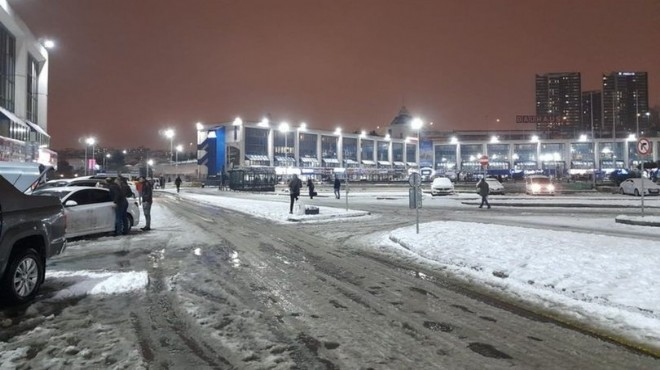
[
  {"xmin": 175, "ymin": 144, "xmax": 183, "ymax": 175},
  {"xmin": 164, "ymin": 129, "xmax": 175, "ymax": 164},
  {"xmin": 104, "ymin": 153, "xmax": 111, "ymax": 171},
  {"xmin": 147, "ymin": 159, "xmax": 154, "ymax": 179},
  {"xmin": 279, "ymin": 121, "xmax": 290, "ymax": 164},
  {"xmin": 84, "ymin": 137, "xmax": 96, "ymax": 176},
  {"xmin": 411, "ymin": 117, "xmax": 423, "ymax": 167}
]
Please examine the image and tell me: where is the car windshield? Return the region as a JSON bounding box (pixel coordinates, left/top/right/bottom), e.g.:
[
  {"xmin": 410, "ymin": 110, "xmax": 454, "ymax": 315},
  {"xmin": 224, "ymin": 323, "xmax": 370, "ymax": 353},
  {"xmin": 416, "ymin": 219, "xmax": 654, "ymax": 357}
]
[
  {"xmin": 532, "ymin": 178, "xmax": 551, "ymax": 184},
  {"xmin": 32, "ymin": 189, "xmax": 72, "ymax": 199}
]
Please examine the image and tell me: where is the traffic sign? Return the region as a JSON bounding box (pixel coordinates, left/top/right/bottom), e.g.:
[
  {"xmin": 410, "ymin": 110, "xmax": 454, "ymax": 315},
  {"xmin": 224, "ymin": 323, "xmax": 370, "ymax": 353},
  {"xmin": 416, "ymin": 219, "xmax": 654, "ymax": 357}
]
[
  {"xmin": 637, "ymin": 137, "xmax": 652, "ymax": 156},
  {"xmin": 408, "ymin": 172, "xmax": 421, "ymax": 187}
]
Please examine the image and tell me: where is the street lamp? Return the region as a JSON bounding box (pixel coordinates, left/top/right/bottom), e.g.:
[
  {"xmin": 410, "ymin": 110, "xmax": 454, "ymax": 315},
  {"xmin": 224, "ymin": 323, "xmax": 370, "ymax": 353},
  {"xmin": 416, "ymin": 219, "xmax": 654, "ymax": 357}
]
[
  {"xmin": 104, "ymin": 153, "xmax": 111, "ymax": 171},
  {"xmin": 164, "ymin": 129, "xmax": 175, "ymax": 164},
  {"xmin": 411, "ymin": 117, "xmax": 423, "ymax": 166},
  {"xmin": 84, "ymin": 137, "xmax": 96, "ymax": 176},
  {"xmin": 279, "ymin": 121, "xmax": 290, "ymax": 163},
  {"xmin": 175, "ymin": 145, "xmax": 183, "ymax": 174}
]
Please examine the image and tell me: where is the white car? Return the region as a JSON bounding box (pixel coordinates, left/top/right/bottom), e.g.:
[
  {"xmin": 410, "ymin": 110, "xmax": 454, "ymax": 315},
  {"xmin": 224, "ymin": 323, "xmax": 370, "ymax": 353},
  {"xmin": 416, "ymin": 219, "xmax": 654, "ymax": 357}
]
[
  {"xmin": 38, "ymin": 176, "xmax": 139, "ymax": 199},
  {"xmin": 618, "ymin": 178, "xmax": 660, "ymax": 196},
  {"xmin": 525, "ymin": 175, "xmax": 555, "ymax": 195},
  {"xmin": 32, "ymin": 186, "xmax": 140, "ymax": 238},
  {"xmin": 430, "ymin": 177, "xmax": 454, "ymax": 196}
]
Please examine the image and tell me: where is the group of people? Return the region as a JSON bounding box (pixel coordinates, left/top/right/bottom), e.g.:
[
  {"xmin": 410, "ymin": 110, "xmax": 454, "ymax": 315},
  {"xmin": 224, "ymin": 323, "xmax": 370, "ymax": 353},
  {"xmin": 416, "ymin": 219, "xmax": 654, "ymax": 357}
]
[
  {"xmin": 107, "ymin": 175, "xmax": 154, "ymax": 235},
  {"xmin": 287, "ymin": 175, "xmax": 343, "ymax": 214}
]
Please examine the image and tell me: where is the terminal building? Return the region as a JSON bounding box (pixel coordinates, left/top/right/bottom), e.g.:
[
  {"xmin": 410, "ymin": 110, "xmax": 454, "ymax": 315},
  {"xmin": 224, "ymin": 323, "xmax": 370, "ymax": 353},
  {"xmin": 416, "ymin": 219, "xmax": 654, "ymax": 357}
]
[
  {"xmin": 197, "ymin": 107, "xmax": 660, "ymax": 183},
  {"xmin": 0, "ymin": 2, "xmax": 53, "ymax": 166}
]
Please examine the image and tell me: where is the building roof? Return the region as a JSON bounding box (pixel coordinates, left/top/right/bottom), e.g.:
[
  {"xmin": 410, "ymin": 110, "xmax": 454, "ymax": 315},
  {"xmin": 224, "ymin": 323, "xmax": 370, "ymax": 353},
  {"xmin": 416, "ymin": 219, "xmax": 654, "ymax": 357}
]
[{"xmin": 389, "ymin": 106, "xmax": 412, "ymax": 126}]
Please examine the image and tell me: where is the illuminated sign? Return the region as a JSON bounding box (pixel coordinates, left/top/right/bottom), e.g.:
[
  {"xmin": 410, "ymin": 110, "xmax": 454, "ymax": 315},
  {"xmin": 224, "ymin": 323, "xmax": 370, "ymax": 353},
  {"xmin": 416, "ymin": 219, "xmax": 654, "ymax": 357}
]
[{"xmin": 516, "ymin": 115, "xmax": 562, "ymax": 124}]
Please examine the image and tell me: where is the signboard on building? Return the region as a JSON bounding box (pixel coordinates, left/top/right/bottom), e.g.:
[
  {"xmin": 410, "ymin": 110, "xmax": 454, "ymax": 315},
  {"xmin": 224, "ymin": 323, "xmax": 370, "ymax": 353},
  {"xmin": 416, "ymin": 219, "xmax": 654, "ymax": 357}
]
[{"xmin": 516, "ymin": 115, "xmax": 562, "ymax": 124}]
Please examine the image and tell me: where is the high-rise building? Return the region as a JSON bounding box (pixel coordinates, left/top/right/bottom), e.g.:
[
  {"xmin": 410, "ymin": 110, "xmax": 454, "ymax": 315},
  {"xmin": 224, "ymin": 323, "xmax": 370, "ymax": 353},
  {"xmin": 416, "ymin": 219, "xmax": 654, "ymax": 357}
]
[
  {"xmin": 602, "ymin": 72, "xmax": 649, "ymax": 137},
  {"xmin": 581, "ymin": 90, "xmax": 602, "ymax": 137},
  {"xmin": 535, "ymin": 72, "xmax": 582, "ymax": 136}
]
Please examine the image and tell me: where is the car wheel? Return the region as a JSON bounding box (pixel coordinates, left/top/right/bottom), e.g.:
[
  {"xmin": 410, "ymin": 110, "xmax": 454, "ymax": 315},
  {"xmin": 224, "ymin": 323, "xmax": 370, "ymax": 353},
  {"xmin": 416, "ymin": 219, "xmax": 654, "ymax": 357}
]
[
  {"xmin": 0, "ymin": 248, "xmax": 44, "ymax": 304},
  {"xmin": 634, "ymin": 189, "xmax": 640, "ymax": 196},
  {"xmin": 619, "ymin": 188, "xmax": 625, "ymax": 194}
]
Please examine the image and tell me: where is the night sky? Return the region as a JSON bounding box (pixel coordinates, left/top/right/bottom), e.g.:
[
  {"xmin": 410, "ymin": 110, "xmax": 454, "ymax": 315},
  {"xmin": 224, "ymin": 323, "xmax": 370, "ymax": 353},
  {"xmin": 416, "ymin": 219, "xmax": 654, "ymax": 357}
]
[{"xmin": 9, "ymin": 0, "xmax": 660, "ymax": 151}]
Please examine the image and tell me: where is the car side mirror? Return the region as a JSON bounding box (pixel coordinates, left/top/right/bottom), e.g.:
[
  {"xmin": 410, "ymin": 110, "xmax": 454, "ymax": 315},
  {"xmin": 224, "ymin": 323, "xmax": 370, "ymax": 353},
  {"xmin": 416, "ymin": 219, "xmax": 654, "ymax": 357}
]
[{"xmin": 64, "ymin": 200, "xmax": 78, "ymax": 207}]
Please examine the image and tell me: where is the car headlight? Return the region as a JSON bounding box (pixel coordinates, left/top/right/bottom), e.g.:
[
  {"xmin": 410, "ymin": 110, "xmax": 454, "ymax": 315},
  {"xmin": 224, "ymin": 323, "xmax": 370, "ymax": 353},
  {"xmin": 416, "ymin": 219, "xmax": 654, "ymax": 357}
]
[
  {"xmin": 548, "ymin": 184, "xmax": 555, "ymax": 191},
  {"xmin": 531, "ymin": 184, "xmax": 541, "ymax": 192}
]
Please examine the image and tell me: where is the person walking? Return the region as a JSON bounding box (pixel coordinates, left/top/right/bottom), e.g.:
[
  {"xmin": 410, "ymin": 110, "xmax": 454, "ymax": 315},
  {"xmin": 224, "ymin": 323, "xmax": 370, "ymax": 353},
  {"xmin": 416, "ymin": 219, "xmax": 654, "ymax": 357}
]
[
  {"xmin": 307, "ymin": 178, "xmax": 315, "ymax": 199},
  {"xmin": 288, "ymin": 174, "xmax": 302, "ymax": 214},
  {"xmin": 106, "ymin": 177, "xmax": 129, "ymax": 235},
  {"xmin": 333, "ymin": 176, "xmax": 341, "ymax": 199},
  {"xmin": 139, "ymin": 176, "xmax": 153, "ymax": 231},
  {"xmin": 477, "ymin": 177, "xmax": 491, "ymax": 209},
  {"xmin": 174, "ymin": 176, "xmax": 182, "ymax": 193}
]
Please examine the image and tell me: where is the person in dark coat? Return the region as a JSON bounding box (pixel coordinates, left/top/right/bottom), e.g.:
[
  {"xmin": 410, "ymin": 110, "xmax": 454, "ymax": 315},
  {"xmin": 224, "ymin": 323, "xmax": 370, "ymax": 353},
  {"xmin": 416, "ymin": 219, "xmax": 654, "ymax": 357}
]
[
  {"xmin": 139, "ymin": 176, "xmax": 153, "ymax": 231},
  {"xmin": 174, "ymin": 176, "xmax": 182, "ymax": 193},
  {"xmin": 106, "ymin": 177, "xmax": 129, "ymax": 235},
  {"xmin": 307, "ymin": 178, "xmax": 315, "ymax": 199},
  {"xmin": 333, "ymin": 176, "xmax": 341, "ymax": 199},
  {"xmin": 477, "ymin": 178, "xmax": 491, "ymax": 209},
  {"xmin": 288, "ymin": 174, "xmax": 302, "ymax": 214}
]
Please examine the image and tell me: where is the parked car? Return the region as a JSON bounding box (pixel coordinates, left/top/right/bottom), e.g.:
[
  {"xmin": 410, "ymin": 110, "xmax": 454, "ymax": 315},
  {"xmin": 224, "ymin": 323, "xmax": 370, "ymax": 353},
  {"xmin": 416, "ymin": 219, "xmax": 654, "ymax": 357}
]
[
  {"xmin": 430, "ymin": 177, "xmax": 454, "ymax": 196},
  {"xmin": 525, "ymin": 175, "xmax": 555, "ymax": 195},
  {"xmin": 37, "ymin": 175, "xmax": 139, "ymax": 198},
  {"xmin": 32, "ymin": 187, "xmax": 141, "ymax": 238},
  {"xmin": 0, "ymin": 162, "xmax": 67, "ymax": 304},
  {"xmin": 618, "ymin": 178, "xmax": 660, "ymax": 196},
  {"xmin": 481, "ymin": 178, "xmax": 505, "ymax": 195}
]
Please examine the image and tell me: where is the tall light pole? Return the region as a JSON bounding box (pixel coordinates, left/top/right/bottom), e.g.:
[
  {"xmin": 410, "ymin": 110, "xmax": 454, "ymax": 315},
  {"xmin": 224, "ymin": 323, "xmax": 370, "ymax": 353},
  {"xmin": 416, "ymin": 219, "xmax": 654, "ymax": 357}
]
[
  {"xmin": 164, "ymin": 129, "xmax": 175, "ymax": 164},
  {"xmin": 84, "ymin": 137, "xmax": 96, "ymax": 175},
  {"xmin": 635, "ymin": 91, "xmax": 640, "ymax": 138},
  {"xmin": 175, "ymin": 144, "xmax": 183, "ymax": 175},
  {"xmin": 147, "ymin": 159, "xmax": 154, "ymax": 178},
  {"xmin": 411, "ymin": 117, "xmax": 423, "ymax": 167},
  {"xmin": 279, "ymin": 121, "xmax": 290, "ymax": 164},
  {"xmin": 104, "ymin": 153, "xmax": 111, "ymax": 171}
]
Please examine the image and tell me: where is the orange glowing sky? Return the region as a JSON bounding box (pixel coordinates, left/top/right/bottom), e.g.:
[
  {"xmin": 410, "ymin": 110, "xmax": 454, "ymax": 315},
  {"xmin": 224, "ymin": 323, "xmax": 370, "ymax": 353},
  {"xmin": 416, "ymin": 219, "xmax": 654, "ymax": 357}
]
[{"xmin": 9, "ymin": 0, "xmax": 660, "ymax": 150}]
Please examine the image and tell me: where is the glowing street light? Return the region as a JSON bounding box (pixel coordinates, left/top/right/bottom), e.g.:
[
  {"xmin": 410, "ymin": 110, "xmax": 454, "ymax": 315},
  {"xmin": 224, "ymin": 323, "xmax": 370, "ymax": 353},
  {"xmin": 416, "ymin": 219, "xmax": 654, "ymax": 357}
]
[
  {"xmin": 147, "ymin": 159, "xmax": 154, "ymax": 178},
  {"xmin": 175, "ymin": 144, "xmax": 183, "ymax": 163},
  {"xmin": 279, "ymin": 121, "xmax": 290, "ymax": 161},
  {"xmin": 196, "ymin": 122, "xmax": 204, "ymax": 131},
  {"xmin": 164, "ymin": 129, "xmax": 175, "ymax": 164},
  {"xmin": 411, "ymin": 117, "xmax": 424, "ymax": 166},
  {"xmin": 103, "ymin": 153, "xmax": 111, "ymax": 170},
  {"xmin": 84, "ymin": 137, "xmax": 96, "ymax": 176}
]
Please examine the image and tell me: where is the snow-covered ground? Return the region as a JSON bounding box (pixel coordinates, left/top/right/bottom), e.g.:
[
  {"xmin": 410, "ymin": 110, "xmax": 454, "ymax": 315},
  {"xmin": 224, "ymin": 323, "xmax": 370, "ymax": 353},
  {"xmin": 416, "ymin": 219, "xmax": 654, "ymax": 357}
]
[
  {"xmin": 2, "ymin": 188, "xmax": 659, "ymax": 368},
  {"xmin": 173, "ymin": 189, "xmax": 660, "ymax": 352}
]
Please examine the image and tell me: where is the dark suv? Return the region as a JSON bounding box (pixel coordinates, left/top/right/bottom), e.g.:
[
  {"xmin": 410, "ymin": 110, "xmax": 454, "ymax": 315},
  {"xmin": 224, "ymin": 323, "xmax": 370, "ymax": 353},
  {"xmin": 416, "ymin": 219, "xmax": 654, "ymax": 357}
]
[{"xmin": 0, "ymin": 163, "xmax": 67, "ymax": 304}]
